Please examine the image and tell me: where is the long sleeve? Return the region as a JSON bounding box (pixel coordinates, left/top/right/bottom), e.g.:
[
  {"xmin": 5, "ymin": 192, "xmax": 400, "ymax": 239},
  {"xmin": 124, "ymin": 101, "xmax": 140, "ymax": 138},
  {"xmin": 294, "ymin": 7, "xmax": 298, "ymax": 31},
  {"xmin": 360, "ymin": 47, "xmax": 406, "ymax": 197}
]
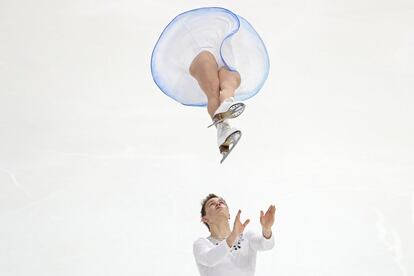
[
  {"xmin": 246, "ymin": 231, "xmax": 275, "ymax": 251},
  {"xmin": 193, "ymin": 238, "xmax": 231, "ymax": 267}
]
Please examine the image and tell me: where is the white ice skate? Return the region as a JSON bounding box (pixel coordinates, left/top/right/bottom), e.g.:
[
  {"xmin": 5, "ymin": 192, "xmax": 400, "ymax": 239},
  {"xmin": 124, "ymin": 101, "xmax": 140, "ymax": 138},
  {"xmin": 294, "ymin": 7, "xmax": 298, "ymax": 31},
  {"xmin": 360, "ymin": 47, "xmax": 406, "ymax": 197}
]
[
  {"xmin": 208, "ymin": 97, "xmax": 245, "ymax": 128},
  {"xmin": 216, "ymin": 121, "xmax": 242, "ymax": 163}
]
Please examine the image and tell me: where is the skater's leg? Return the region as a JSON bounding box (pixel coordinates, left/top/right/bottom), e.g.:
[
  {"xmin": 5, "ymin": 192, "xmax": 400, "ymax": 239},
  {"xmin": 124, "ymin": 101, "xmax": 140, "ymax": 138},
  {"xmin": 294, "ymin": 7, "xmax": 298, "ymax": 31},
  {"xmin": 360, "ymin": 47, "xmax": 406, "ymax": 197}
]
[
  {"xmin": 204, "ymin": 66, "xmax": 244, "ymax": 127},
  {"xmin": 218, "ymin": 67, "xmax": 241, "ymax": 102},
  {"xmin": 189, "ymin": 51, "xmax": 220, "ymax": 118}
]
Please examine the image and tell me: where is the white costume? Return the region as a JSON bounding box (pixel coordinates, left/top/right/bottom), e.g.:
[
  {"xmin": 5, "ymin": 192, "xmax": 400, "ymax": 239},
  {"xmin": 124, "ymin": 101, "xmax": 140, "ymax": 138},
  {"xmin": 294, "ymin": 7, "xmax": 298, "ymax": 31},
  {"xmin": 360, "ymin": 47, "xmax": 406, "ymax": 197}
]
[
  {"xmin": 193, "ymin": 231, "xmax": 275, "ymax": 276},
  {"xmin": 151, "ymin": 7, "xmax": 270, "ymax": 106}
]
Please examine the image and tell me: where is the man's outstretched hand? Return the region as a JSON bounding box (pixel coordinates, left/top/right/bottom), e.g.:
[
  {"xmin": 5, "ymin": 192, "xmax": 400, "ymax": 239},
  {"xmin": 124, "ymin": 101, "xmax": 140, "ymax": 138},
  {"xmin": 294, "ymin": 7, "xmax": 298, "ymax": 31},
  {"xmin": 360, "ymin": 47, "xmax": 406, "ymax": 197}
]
[
  {"xmin": 260, "ymin": 205, "xmax": 276, "ymax": 238},
  {"xmin": 233, "ymin": 209, "xmax": 250, "ymax": 236},
  {"xmin": 227, "ymin": 210, "xmax": 250, "ymax": 247}
]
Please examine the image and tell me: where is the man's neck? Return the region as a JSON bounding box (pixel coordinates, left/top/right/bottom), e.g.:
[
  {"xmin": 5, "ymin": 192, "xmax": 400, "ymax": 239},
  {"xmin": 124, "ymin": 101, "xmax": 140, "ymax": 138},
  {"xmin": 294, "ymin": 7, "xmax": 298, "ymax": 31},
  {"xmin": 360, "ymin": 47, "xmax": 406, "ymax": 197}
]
[{"xmin": 209, "ymin": 219, "xmax": 231, "ymax": 240}]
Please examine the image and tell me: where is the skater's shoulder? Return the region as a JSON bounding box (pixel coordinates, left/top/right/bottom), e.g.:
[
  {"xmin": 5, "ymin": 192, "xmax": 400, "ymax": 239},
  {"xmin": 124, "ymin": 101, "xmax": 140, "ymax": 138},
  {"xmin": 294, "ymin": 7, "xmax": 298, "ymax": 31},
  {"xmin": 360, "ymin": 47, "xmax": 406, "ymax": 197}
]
[{"xmin": 193, "ymin": 236, "xmax": 211, "ymax": 245}]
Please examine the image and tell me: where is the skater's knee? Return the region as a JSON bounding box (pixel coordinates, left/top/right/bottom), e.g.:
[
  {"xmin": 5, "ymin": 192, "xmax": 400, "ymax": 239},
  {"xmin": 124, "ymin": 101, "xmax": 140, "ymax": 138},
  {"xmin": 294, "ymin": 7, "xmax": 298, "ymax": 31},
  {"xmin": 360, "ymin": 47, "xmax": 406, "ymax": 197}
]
[
  {"xmin": 195, "ymin": 51, "xmax": 217, "ymax": 65},
  {"xmin": 218, "ymin": 67, "xmax": 241, "ymax": 90},
  {"xmin": 189, "ymin": 51, "xmax": 218, "ymax": 77}
]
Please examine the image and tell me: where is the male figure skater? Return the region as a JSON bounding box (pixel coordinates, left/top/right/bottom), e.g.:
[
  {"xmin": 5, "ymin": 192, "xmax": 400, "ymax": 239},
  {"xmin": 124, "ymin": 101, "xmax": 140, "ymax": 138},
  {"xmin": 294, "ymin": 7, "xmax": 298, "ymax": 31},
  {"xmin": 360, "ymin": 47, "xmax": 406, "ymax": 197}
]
[{"xmin": 193, "ymin": 193, "xmax": 276, "ymax": 276}]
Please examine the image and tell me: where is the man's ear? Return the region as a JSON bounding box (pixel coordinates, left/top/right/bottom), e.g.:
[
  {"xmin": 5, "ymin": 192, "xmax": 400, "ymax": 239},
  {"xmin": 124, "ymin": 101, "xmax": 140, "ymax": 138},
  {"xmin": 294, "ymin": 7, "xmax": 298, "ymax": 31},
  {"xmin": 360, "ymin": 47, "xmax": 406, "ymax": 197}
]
[{"xmin": 201, "ymin": 216, "xmax": 208, "ymax": 223}]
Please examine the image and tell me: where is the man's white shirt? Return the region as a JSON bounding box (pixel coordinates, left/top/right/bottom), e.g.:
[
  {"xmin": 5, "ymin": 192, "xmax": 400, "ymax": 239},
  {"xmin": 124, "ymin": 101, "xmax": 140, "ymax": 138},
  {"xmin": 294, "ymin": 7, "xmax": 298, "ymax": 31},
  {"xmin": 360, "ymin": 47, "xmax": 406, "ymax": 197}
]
[{"xmin": 193, "ymin": 231, "xmax": 275, "ymax": 276}]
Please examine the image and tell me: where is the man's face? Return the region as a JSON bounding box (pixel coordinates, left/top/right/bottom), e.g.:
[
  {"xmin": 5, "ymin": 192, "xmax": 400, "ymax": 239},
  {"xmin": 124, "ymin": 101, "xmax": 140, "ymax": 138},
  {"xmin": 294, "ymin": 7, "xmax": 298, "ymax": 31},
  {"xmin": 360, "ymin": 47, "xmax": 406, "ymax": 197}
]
[{"xmin": 202, "ymin": 197, "xmax": 230, "ymax": 225}]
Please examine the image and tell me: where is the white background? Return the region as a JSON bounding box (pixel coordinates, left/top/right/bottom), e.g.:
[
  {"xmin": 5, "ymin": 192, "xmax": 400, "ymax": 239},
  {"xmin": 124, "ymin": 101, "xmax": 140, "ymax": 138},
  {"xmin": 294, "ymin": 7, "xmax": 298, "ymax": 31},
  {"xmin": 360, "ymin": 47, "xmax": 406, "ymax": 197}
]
[{"xmin": 1, "ymin": 0, "xmax": 413, "ymax": 275}]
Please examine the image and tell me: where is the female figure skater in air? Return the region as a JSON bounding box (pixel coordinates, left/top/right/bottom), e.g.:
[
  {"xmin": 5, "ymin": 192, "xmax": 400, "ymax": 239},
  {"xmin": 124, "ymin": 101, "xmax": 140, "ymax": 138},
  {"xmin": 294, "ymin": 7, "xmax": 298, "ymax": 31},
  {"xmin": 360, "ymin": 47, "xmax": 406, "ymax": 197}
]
[{"xmin": 151, "ymin": 7, "xmax": 269, "ymax": 163}]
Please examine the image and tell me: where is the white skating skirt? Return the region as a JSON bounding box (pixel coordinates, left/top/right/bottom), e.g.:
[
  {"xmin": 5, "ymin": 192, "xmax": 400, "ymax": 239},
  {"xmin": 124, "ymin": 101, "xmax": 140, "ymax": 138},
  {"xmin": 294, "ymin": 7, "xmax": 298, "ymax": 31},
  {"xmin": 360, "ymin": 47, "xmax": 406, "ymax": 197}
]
[{"xmin": 151, "ymin": 7, "xmax": 269, "ymax": 107}]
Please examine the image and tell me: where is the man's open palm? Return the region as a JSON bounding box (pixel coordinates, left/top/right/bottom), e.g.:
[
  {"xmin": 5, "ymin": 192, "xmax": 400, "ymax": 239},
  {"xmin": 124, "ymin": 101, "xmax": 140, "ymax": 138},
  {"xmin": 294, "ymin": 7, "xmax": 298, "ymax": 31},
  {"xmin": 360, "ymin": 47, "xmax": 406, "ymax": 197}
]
[
  {"xmin": 260, "ymin": 205, "xmax": 276, "ymax": 229},
  {"xmin": 233, "ymin": 210, "xmax": 250, "ymax": 236}
]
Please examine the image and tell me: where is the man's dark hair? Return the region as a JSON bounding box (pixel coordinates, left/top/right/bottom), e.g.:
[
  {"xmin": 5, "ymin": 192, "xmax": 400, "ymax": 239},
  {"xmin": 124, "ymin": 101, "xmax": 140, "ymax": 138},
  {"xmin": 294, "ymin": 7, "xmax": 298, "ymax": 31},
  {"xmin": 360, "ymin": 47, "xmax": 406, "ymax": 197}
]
[{"xmin": 200, "ymin": 193, "xmax": 220, "ymax": 230}]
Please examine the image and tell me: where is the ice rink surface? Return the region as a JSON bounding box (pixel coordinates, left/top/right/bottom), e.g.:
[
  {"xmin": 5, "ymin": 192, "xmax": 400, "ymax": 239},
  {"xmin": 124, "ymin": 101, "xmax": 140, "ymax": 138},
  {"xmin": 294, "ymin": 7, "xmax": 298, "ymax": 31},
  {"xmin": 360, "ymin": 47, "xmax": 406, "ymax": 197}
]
[{"xmin": 0, "ymin": 0, "xmax": 413, "ymax": 275}]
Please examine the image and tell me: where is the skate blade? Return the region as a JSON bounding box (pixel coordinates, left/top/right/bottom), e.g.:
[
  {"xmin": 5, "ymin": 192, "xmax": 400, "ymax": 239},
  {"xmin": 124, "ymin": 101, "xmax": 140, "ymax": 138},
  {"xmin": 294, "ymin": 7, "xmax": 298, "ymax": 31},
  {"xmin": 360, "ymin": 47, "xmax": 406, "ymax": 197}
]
[
  {"xmin": 219, "ymin": 130, "xmax": 242, "ymax": 164},
  {"xmin": 207, "ymin": 103, "xmax": 245, "ymax": 128}
]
